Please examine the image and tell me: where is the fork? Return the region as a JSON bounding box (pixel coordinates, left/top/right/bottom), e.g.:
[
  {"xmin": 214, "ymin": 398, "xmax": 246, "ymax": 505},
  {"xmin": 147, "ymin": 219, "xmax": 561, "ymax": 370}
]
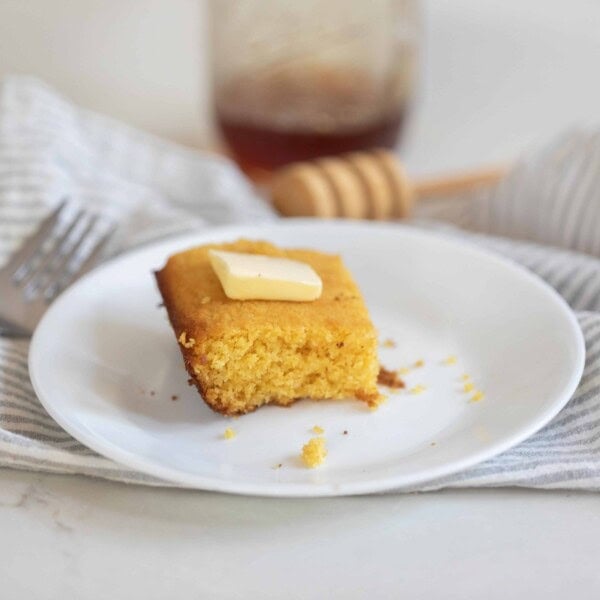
[{"xmin": 0, "ymin": 200, "xmax": 115, "ymax": 337}]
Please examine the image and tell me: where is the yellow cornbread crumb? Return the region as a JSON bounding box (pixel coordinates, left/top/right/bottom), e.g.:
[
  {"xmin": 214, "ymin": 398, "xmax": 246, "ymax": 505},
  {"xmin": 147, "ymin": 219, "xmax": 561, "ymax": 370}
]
[
  {"xmin": 443, "ymin": 355, "xmax": 457, "ymax": 365},
  {"xmin": 223, "ymin": 427, "xmax": 236, "ymax": 440},
  {"xmin": 409, "ymin": 384, "xmax": 427, "ymax": 395},
  {"xmin": 301, "ymin": 437, "xmax": 327, "ymax": 468},
  {"xmin": 463, "ymin": 382, "xmax": 475, "ymax": 393},
  {"xmin": 382, "ymin": 338, "xmax": 396, "ymax": 348},
  {"xmin": 178, "ymin": 331, "xmax": 196, "ymax": 349},
  {"xmin": 312, "ymin": 425, "xmax": 324, "ymax": 434},
  {"xmin": 461, "ymin": 374, "xmax": 471, "ymax": 381},
  {"xmin": 414, "ymin": 359, "xmax": 425, "ymax": 368},
  {"xmin": 200, "ymin": 296, "xmax": 211, "ymax": 304},
  {"xmin": 398, "ymin": 367, "xmax": 411, "ymax": 376},
  {"xmin": 470, "ymin": 390, "xmax": 485, "ymax": 403}
]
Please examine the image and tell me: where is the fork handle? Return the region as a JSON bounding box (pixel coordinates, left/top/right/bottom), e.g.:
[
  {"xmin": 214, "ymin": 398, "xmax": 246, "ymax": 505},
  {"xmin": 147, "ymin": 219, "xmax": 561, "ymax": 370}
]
[{"xmin": 0, "ymin": 318, "xmax": 30, "ymax": 337}]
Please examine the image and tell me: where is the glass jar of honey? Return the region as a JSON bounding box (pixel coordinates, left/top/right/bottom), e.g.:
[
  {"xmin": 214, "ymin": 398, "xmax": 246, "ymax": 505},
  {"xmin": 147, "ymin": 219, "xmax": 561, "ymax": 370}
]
[{"xmin": 210, "ymin": 0, "xmax": 420, "ymax": 176}]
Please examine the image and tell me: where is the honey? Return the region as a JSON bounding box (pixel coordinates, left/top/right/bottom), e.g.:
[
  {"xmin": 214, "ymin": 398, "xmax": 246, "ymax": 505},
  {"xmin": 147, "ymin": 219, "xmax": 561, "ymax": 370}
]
[{"xmin": 215, "ymin": 68, "xmax": 406, "ymax": 174}]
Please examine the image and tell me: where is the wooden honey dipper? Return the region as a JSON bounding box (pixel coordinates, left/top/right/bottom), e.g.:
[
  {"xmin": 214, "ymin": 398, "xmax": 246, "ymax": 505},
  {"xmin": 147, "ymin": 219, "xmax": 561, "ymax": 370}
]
[{"xmin": 269, "ymin": 150, "xmax": 505, "ymax": 219}]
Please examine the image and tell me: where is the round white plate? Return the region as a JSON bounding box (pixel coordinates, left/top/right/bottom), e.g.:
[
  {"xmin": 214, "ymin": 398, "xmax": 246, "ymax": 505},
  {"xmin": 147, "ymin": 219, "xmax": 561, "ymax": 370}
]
[{"xmin": 29, "ymin": 220, "xmax": 584, "ymax": 497}]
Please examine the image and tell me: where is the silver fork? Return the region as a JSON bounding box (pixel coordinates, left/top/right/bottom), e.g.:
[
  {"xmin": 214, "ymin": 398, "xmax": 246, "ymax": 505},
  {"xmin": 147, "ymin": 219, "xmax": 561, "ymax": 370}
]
[{"xmin": 0, "ymin": 200, "xmax": 115, "ymax": 337}]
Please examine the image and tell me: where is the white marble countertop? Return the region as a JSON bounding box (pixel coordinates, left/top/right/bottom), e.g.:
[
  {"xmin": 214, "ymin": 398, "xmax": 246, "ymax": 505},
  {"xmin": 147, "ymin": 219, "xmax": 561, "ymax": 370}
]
[
  {"xmin": 2, "ymin": 470, "xmax": 600, "ymax": 599},
  {"xmin": 1, "ymin": 1, "xmax": 600, "ymax": 598}
]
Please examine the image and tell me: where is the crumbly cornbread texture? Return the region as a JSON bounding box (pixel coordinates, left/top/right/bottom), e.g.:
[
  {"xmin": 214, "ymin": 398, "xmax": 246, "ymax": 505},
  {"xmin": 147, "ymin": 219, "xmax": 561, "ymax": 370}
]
[
  {"xmin": 301, "ymin": 437, "xmax": 328, "ymax": 468},
  {"xmin": 155, "ymin": 239, "xmax": 380, "ymax": 416}
]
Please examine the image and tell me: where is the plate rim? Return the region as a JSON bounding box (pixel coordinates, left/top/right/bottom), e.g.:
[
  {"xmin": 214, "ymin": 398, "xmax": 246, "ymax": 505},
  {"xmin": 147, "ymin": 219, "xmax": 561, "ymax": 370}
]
[{"xmin": 28, "ymin": 219, "xmax": 586, "ymax": 497}]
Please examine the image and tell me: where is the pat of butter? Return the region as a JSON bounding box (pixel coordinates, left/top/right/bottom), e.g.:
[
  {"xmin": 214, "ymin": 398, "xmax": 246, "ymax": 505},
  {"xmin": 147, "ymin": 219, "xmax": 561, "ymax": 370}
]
[{"xmin": 208, "ymin": 249, "xmax": 322, "ymax": 301}]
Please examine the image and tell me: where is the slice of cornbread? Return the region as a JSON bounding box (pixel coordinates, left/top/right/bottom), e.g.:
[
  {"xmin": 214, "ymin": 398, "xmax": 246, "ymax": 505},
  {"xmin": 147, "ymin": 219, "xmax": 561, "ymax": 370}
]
[{"xmin": 155, "ymin": 239, "xmax": 380, "ymax": 415}]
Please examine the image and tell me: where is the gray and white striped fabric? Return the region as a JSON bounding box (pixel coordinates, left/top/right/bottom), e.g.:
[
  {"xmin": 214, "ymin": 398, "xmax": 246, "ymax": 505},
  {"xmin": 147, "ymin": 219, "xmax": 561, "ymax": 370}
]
[{"xmin": 1, "ymin": 76, "xmax": 600, "ymax": 491}]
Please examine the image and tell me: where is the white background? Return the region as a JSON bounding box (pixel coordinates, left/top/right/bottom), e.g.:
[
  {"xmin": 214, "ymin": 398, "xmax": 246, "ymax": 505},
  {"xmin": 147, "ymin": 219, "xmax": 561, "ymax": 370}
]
[{"xmin": 1, "ymin": 1, "xmax": 600, "ymax": 598}]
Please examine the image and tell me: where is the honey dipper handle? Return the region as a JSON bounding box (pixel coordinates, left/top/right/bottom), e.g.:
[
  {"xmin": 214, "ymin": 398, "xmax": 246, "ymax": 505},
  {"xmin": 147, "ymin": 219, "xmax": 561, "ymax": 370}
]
[{"xmin": 412, "ymin": 165, "xmax": 507, "ymax": 200}]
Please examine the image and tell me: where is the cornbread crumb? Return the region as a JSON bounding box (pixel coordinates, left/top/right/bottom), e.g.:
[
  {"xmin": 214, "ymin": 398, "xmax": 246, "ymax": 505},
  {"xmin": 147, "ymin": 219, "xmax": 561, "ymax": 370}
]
[
  {"xmin": 178, "ymin": 331, "xmax": 196, "ymax": 349},
  {"xmin": 301, "ymin": 437, "xmax": 327, "ymax": 468},
  {"xmin": 414, "ymin": 359, "xmax": 425, "ymax": 368},
  {"xmin": 377, "ymin": 366, "xmax": 405, "ymax": 389},
  {"xmin": 409, "ymin": 384, "xmax": 427, "ymax": 395},
  {"xmin": 312, "ymin": 425, "xmax": 325, "ymax": 434},
  {"xmin": 463, "ymin": 382, "xmax": 475, "ymax": 393},
  {"xmin": 382, "ymin": 338, "xmax": 396, "ymax": 348},
  {"xmin": 200, "ymin": 296, "xmax": 211, "ymax": 304},
  {"xmin": 368, "ymin": 395, "xmax": 388, "ymax": 410},
  {"xmin": 443, "ymin": 355, "xmax": 457, "ymax": 366},
  {"xmin": 398, "ymin": 367, "xmax": 411, "ymax": 376},
  {"xmin": 223, "ymin": 427, "xmax": 236, "ymax": 440},
  {"xmin": 461, "ymin": 374, "xmax": 471, "ymax": 381},
  {"xmin": 470, "ymin": 390, "xmax": 485, "ymax": 403}
]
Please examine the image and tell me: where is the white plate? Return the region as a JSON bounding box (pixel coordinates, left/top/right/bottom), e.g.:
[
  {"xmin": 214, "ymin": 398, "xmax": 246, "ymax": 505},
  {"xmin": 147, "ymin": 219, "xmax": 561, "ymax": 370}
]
[{"xmin": 29, "ymin": 220, "xmax": 585, "ymax": 497}]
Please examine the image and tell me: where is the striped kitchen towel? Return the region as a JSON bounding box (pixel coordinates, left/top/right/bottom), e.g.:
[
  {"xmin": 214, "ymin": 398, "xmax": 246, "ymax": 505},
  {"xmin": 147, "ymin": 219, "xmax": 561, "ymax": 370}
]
[{"xmin": 1, "ymin": 76, "xmax": 600, "ymax": 491}]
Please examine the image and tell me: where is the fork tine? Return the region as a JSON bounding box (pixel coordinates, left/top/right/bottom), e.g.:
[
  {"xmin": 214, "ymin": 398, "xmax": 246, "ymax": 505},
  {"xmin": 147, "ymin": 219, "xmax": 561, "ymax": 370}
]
[
  {"xmin": 44, "ymin": 223, "xmax": 116, "ymax": 300},
  {"xmin": 76, "ymin": 225, "xmax": 116, "ymax": 276},
  {"xmin": 36, "ymin": 214, "xmax": 98, "ymax": 299},
  {"xmin": 20, "ymin": 209, "xmax": 86, "ymax": 290},
  {"xmin": 0, "ymin": 203, "xmax": 116, "ymax": 336},
  {"xmin": 4, "ymin": 199, "xmax": 68, "ymax": 277}
]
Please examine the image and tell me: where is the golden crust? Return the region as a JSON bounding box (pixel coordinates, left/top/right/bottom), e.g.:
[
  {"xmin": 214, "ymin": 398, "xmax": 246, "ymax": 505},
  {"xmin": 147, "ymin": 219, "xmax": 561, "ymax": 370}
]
[{"xmin": 155, "ymin": 239, "xmax": 380, "ymax": 415}]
